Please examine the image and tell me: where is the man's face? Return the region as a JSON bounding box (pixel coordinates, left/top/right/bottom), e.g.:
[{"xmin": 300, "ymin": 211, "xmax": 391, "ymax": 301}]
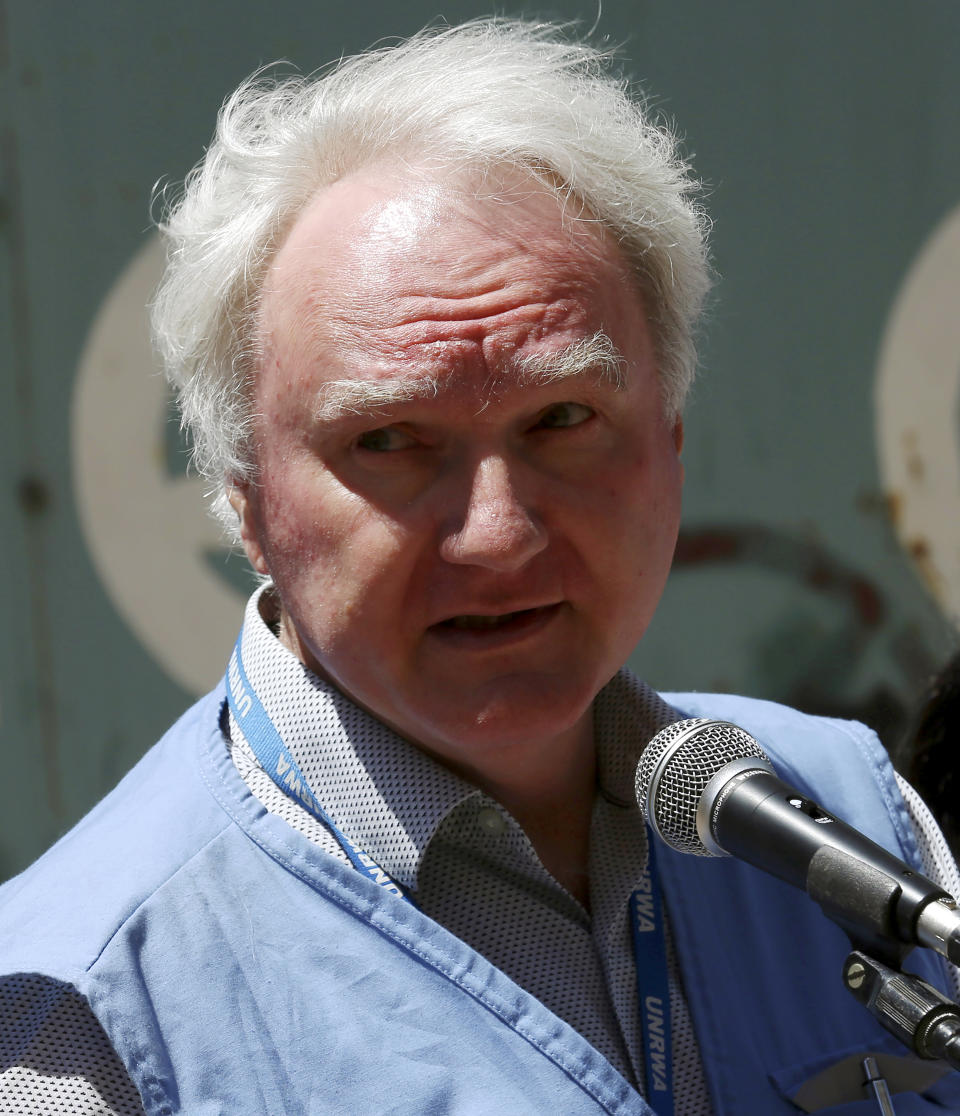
[{"xmin": 233, "ymin": 166, "xmax": 683, "ymax": 779}]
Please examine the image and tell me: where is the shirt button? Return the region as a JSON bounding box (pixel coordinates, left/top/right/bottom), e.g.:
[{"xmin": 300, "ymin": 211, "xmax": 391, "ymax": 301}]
[{"xmin": 477, "ymin": 806, "xmax": 507, "ymax": 835}]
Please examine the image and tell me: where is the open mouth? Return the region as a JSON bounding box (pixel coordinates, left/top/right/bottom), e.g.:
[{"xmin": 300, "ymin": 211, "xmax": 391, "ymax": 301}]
[{"xmin": 435, "ymin": 604, "xmax": 557, "ymax": 635}]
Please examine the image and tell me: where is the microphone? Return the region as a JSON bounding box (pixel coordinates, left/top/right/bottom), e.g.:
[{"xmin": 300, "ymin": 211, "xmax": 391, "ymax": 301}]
[{"xmin": 635, "ymin": 717, "xmax": 960, "ymax": 965}]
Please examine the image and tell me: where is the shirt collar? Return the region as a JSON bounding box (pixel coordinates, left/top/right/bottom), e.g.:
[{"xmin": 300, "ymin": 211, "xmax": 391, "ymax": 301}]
[
  {"xmin": 234, "ymin": 585, "xmax": 476, "ymax": 892},
  {"xmin": 593, "ymin": 671, "xmax": 682, "ymax": 808}
]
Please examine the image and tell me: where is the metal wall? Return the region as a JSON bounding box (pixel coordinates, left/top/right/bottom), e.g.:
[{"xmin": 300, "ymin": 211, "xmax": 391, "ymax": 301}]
[{"xmin": 2, "ymin": 0, "xmax": 959, "ymax": 881}]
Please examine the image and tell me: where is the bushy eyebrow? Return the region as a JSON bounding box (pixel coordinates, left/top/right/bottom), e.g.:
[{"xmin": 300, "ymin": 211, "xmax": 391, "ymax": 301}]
[
  {"xmin": 515, "ymin": 331, "xmax": 626, "ymax": 391},
  {"xmin": 314, "ymin": 374, "xmax": 439, "ymax": 423},
  {"xmin": 313, "ymin": 330, "xmax": 625, "ymax": 424}
]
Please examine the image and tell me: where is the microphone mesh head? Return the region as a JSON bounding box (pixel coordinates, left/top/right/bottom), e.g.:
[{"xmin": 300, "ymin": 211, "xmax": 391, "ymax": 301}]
[{"xmin": 635, "ymin": 718, "xmax": 771, "ymax": 855}]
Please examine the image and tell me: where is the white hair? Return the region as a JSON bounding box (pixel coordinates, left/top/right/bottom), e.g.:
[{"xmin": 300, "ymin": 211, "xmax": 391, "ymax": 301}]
[{"xmin": 151, "ymin": 18, "xmax": 712, "ymax": 535}]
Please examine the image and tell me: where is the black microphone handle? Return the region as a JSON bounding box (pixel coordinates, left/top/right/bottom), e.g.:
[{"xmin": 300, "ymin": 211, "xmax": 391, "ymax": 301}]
[{"xmin": 709, "ymin": 767, "xmax": 955, "ymax": 962}]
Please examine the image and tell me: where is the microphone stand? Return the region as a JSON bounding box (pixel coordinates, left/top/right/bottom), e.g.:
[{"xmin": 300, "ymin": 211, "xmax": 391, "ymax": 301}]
[{"xmin": 843, "ymin": 949, "xmax": 960, "ymax": 1068}]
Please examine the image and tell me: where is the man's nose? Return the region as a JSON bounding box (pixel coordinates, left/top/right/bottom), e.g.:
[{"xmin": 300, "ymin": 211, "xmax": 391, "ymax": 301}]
[{"xmin": 439, "ymin": 455, "xmax": 548, "ymax": 571}]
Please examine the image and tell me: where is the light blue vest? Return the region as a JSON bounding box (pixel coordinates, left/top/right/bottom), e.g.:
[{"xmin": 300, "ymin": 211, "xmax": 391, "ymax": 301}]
[{"xmin": 1, "ymin": 686, "xmax": 959, "ymax": 1115}]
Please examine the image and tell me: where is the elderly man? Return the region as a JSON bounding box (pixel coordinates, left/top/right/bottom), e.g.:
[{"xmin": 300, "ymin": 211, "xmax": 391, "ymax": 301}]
[{"xmin": 2, "ymin": 20, "xmax": 959, "ymax": 1115}]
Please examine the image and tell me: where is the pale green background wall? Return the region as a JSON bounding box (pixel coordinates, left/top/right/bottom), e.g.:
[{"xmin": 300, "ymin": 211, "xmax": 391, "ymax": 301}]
[{"xmin": 2, "ymin": 1, "xmax": 959, "ymax": 881}]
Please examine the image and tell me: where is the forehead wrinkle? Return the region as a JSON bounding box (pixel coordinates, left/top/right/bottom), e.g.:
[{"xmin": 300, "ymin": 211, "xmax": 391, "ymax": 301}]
[
  {"xmin": 269, "ymin": 220, "xmax": 614, "ymax": 372},
  {"xmin": 330, "ymin": 279, "xmax": 567, "ymax": 342},
  {"xmin": 322, "ymin": 278, "xmax": 604, "ymax": 367}
]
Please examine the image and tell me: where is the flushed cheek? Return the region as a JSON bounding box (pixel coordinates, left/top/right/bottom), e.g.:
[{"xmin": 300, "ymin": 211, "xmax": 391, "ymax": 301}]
[
  {"xmin": 577, "ymin": 460, "xmax": 678, "ymax": 547},
  {"xmin": 259, "ymin": 456, "xmax": 364, "ymax": 550},
  {"xmin": 274, "ymin": 510, "xmax": 421, "ymax": 643},
  {"xmin": 590, "ymin": 475, "xmax": 681, "ymax": 595}
]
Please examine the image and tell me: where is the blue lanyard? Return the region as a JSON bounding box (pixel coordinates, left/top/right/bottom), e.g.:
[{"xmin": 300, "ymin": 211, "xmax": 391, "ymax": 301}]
[
  {"xmin": 227, "ymin": 631, "xmax": 672, "ymax": 1104},
  {"xmin": 225, "ymin": 635, "xmax": 414, "ymax": 904},
  {"xmin": 630, "ymin": 833, "xmax": 674, "ymax": 1115}
]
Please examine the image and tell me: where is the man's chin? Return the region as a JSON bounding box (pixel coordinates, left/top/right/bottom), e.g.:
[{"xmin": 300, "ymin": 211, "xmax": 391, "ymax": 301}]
[{"xmin": 395, "ymin": 681, "xmax": 597, "ymax": 771}]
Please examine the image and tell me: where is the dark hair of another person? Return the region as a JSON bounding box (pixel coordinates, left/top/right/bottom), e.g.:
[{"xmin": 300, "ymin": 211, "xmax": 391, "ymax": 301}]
[{"xmin": 902, "ymin": 649, "xmax": 960, "ymax": 859}]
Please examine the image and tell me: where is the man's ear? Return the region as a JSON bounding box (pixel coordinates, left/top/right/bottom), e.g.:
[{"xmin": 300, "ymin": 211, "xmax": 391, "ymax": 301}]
[
  {"xmin": 227, "ymin": 480, "xmax": 270, "ymax": 576},
  {"xmin": 672, "ymin": 416, "xmax": 684, "ymax": 454}
]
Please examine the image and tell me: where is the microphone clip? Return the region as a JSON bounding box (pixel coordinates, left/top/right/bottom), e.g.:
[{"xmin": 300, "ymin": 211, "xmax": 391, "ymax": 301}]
[{"xmin": 844, "ymin": 950, "xmax": 960, "ymax": 1068}]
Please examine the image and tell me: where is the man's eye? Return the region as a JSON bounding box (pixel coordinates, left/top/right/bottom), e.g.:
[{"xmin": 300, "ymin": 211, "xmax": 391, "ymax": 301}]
[
  {"xmin": 536, "ymin": 402, "xmax": 594, "ymax": 430},
  {"xmin": 356, "ymin": 426, "xmax": 415, "ymax": 452}
]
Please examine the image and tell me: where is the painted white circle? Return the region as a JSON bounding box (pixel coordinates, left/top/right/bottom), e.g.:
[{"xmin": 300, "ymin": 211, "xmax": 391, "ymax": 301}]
[
  {"xmin": 875, "ymin": 203, "xmax": 960, "ymax": 624},
  {"xmin": 71, "ymin": 235, "xmax": 244, "ymax": 694}
]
